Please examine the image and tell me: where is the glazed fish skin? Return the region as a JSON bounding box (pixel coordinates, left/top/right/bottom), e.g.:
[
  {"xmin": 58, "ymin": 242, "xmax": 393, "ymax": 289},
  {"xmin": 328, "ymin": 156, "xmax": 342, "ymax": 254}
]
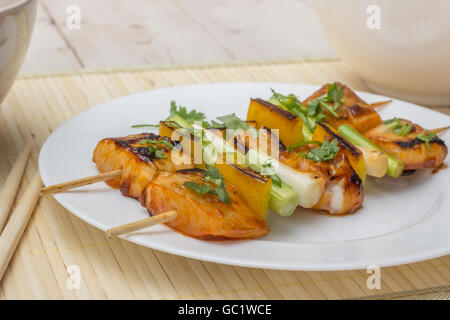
[
  {"xmin": 93, "ymin": 133, "xmax": 269, "ymax": 240},
  {"xmin": 303, "ymin": 83, "xmax": 382, "ymax": 133},
  {"xmin": 364, "ymin": 119, "xmax": 448, "ymax": 170},
  {"xmin": 93, "ymin": 133, "xmax": 193, "ymax": 198},
  {"xmin": 141, "ymin": 170, "xmax": 269, "ymax": 240},
  {"xmin": 280, "ymin": 146, "xmax": 364, "ymax": 215}
]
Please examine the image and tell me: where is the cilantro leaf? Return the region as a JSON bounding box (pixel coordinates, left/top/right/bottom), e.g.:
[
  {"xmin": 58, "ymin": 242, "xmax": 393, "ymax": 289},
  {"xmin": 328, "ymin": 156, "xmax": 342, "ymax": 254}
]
[
  {"xmin": 139, "ymin": 139, "xmax": 174, "ymax": 149},
  {"xmin": 211, "ymin": 185, "xmax": 231, "ymax": 205},
  {"xmin": 210, "ymin": 120, "xmax": 225, "ymax": 128},
  {"xmin": 200, "ymin": 121, "xmax": 213, "ymax": 129},
  {"xmin": 396, "ymin": 123, "xmax": 412, "ymax": 136},
  {"xmin": 383, "ymin": 117, "xmax": 399, "ymax": 125},
  {"xmin": 269, "ymin": 86, "xmax": 339, "ymax": 134},
  {"xmin": 259, "ymin": 158, "xmax": 276, "ymax": 176},
  {"xmin": 215, "ymin": 114, "xmax": 251, "ymax": 130},
  {"xmin": 318, "ymin": 100, "xmax": 339, "ymax": 118},
  {"xmin": 307, "ymin": 99, "xmax": 320, "ymax": 116},
  {"xmin": 316, "ymin": 111, "xmax": 327, "ymax": 123},
  {"xmin": 383, "ymin": 118, "xmax": 413, "ymax": 136},
  {"xmin": 183, "ymin": 166, "xmax": 231, "ymax": 204},
  {"xmin": 268, "ymin": 89, "xmax": 315, "ymax": 131},
  {"xmin": 169, "ymin": 101, "xmax": 205, "ymax": 124},
  {"xmin": 301, "ymin": 139, "xmax": 340, "ymax": 162},
  {"xmin": 416, "ymin": 131, "xmax": 436, "ymax": 149},
  {"xmin": 138, "ymin": 139, "xmax": 172, "ymax": 158},
  {"xmin": 306, "ymin": 82, "xmax": 343, "ymax": 120},
  {"xmin": 327, "ymin": 82, "xmax": 344, "ymax": 105},
  {"xmin": 154, "ymin": 149, "xmax": 167, "ymax": 159},
  {"xmin": 287, "ymin": 140, "xmax": 322, "ymax": 152},
  {"xmin": 184, "ymin": 182, "xmax": 213, "ymax": 194},
  {"xmin": 269, "ymin": 174, "xmax": 282, "ymax": 187},
  {"xmin": 205, "ymin": 165, "xmax": 222, "ymax": 180},
  {"xmin": 145, "ymin": 145, "xmax": 167, "ymax": 159}
]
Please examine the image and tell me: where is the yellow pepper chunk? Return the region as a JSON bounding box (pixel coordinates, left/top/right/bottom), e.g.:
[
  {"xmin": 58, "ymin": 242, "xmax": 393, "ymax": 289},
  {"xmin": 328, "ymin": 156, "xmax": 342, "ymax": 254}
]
[{"xmin": 247, "ymin": 98, "xmax": 303, "ymax": 147}]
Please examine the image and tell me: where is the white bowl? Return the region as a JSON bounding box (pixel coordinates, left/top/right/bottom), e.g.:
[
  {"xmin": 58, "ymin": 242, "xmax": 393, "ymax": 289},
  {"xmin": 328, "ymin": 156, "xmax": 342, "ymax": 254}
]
[
  {"xmin": 0, "ymin": 0, "xmax": 37, "ymax": 103},
  {"xmin": 314, "ymin": 0, "xmax": 450, "ymax": 106}
]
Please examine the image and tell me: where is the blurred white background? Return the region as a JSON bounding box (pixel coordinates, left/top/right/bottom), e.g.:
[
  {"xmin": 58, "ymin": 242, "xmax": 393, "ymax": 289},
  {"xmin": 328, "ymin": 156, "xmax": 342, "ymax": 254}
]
[{"xmin": 23, "ymin": 0, "xmax": 335, "ymax": 74}]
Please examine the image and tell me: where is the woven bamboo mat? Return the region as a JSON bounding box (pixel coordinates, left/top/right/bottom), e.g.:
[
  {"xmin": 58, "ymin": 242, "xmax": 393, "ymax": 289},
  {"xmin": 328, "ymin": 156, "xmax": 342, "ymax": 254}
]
[{"xmin": 0, "ymin": 59, "xmax": 449, "ymax": 300}]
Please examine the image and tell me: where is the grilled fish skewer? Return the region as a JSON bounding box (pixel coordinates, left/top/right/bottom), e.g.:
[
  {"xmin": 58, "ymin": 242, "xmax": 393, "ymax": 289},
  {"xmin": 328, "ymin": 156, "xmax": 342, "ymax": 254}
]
[
  {"xmin": 304, "ymin": 83, "xmax": 448, "ymax": 173},
  {"xmin": 247, "ymin": 97, "xmax": 385, "ymax": 178},
  {"xmin": 303, "ymin": 82, "xmax": 382, "ymax": 133},
  {"xmin": 93, "ymin": 133, "xmax": 269, "ymax": 240},
  {"xmin": 221, "ymin": 125, "xmax": 364, "ymax": 215},
  {"xmin": 364, "ymin": 119, "xmax": 448, "ymax": 171}
]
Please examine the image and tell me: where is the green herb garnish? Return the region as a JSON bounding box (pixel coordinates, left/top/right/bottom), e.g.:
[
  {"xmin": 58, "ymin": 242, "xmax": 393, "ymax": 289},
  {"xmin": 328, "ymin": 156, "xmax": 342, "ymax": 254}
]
[
  {"xmin": 268, "ymin": 89, "xmax": 317, "ymax": 131},
  {"xmin": 215, "ymin": 114, "xmax": 251, "ymax": 130},
  {"xmin": 153, "ymin": 149, "xmax": 167, "ymax": 159},
  {"xmin": 213, "ymin": 113, "xmax": 258, "ymax": 139},
  {"xmin": 306, "ymin": 83, "xmax": 344, "ymax": 119},
  {"xmin": 383, "ymin": 118, "xmax": 412, "ymax": 136},
  {"xmin": 132, "ymin": 100, "xmax": 205, "ymax": 129},
  {"xmin": 210, "ymin": 119, "xmax": 225, "ymax": 128},
  {"xmin": 142, "ymin": 145, "xmax": 167, "ymax": 159},
  {"xmin": 183, "ymin": 182, "xmax": 212, "ymax": 194},
  {"xmin": 138, "ymin": 139, "xmax": 174, "ymax": 159},
  {"xmin": 183, "ymin": 166, "xmax": 231, "ymax": 204},
  {"xmin": 139, "ymin": 139, "xmax": 174, "ymax": 150},
  {"xmin": 269, "ymin": 174, "xmax": 282, "ymax": 187},
  {"xmin": 327, "ymin": 82, "xmax": 344, "ymax": 109},
  {"xmin": 416, "ymin": 131, "xmax": 436, "ymax": 149},
  {"xmin": 268, "ymin": 82, "xmax": 343, "ymax": 135},
  {"xmin": 396, "ymin": 124, "xmax": 412, "ymax": 136},
  {"xmin": 383, "ymin": 118, "xmax": 399, "ymax": 125},
  {"xmin": 212, "ymin": 185, "xmax": 230, "ymax": 204},
  {"xmin": 132, "ymin": 124, "xmax": 159, "ymax": 128},
  {"xmin": 306, "ymin": 99, "xmax": 326, "ymax": 122},
  {"xmin": 287, "ymin": 140, "xmax": 322, "ymax": 152},
  {"xmin": 257, "ymin": 159, "xmax": 282, "ymax": 187},
  {"xmin": 300, "ymin": 139, "xmax": 340, "ymax": 162},
  {"xmin": 169, "ymin": 101, "xmax": 206, "ymax": 124}
]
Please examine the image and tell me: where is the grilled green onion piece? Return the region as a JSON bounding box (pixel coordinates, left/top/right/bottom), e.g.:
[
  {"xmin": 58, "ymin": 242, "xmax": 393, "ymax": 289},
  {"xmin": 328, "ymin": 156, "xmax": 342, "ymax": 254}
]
[{"xmin": 338, "ymin": 124, "xmax": 404, "ymax": 178}]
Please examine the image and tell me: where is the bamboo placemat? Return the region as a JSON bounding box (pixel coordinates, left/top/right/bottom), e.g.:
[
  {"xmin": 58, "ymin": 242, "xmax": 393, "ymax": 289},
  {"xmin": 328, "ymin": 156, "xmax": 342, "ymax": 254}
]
[{"xmin": 0, "ymin": 59, "xmax": 449, "ymax": 300}]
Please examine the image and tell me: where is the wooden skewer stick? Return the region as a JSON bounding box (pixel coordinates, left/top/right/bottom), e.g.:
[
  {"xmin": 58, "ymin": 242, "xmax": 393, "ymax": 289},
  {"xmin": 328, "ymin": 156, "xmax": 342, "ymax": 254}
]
[
  {"xmin": 106, "ymin": 210, "xmax": 178, "ymax": 239},
  {"xmin": 40, "ymin": 169, "xmax": 122, "ymax": 195},
  {"xmin": 369, "ymin": 100, "xmax": 392, "ymax": 109},
  {"xmin": 0, "ymin": 173, "xmax": 42, "ymax": 281},
  {"xmin": 430, "ymin": 126, "xmax": 450, "ymax": 135},
  {"xmin": 0, "ymin": 142, "xmax": 31, "ymax": 233}
]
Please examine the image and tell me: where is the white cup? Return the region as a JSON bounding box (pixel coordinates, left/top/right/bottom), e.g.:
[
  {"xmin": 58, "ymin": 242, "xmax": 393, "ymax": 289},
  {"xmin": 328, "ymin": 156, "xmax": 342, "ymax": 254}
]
[
  {"xmin": 314, "ymin": 0, "xmax": 450, "ymax": 106},
  {"xmin": 0, "ymin": 0, "xmax": 37, "ymax": 103}
]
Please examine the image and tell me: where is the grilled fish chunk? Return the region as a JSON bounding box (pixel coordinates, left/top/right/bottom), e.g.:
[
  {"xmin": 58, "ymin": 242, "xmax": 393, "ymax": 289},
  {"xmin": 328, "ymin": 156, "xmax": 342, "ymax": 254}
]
[
  {"xmin": 93, "ymin": 133, "xmax": 269, "ymax": 240},
  {"xmin": 280, "ymin": 145, "xmax": 363, "ymax": 215},
  {"xmin": 141, "ymin": 170, "xmax": 269, "ymax": 240},
  {"xmin": 364, "ymin": 119, "xmax": 448, "ymax": 170},
  {"xmin": 93, "ymin": 133, "xmax": 193, "ymax": 198},
  {"xmin": 303, "ymin": 83, "xmax": 382, "ymax": 133},
  {"xmin": 217, "ymin": 127, "xmax": 363, "ymax": 214}
]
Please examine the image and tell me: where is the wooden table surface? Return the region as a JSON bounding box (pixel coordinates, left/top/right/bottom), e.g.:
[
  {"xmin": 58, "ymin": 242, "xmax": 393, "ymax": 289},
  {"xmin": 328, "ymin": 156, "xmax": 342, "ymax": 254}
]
[{"xmin": 22, "ymin": 0, "xmax": 335, "ymax": 75}]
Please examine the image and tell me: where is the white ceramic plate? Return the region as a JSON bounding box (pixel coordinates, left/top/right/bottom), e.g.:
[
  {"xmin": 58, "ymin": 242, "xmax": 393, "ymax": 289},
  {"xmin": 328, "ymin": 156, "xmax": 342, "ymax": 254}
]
[{"xmin": 39, "ymin": 83, "xmax": 450, "ymax": 271}]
